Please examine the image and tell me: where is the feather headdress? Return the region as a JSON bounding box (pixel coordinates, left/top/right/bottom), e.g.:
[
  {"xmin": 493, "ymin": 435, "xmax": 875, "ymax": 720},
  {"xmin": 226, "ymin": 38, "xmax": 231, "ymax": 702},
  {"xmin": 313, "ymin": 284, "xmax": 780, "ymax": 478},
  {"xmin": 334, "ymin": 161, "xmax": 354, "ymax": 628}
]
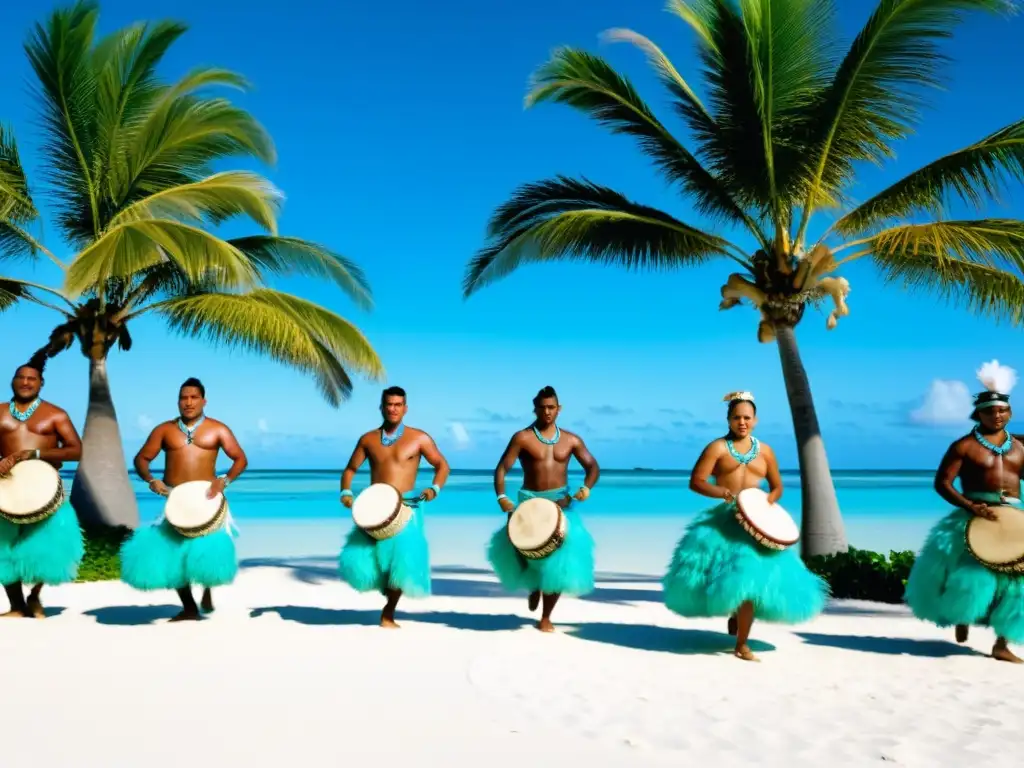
[{"xmin": 972, "ymin": 359, "xmax": 1016, "ymax": 414}]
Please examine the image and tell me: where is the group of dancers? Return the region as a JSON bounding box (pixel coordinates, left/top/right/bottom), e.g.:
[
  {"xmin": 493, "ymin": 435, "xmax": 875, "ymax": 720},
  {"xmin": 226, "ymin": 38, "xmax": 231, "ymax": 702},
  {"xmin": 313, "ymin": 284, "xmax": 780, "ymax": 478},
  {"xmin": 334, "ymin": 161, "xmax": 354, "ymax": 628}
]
[{"xmin": 1, "ymin": 357, "xmax": 1023, "ymax": 663}]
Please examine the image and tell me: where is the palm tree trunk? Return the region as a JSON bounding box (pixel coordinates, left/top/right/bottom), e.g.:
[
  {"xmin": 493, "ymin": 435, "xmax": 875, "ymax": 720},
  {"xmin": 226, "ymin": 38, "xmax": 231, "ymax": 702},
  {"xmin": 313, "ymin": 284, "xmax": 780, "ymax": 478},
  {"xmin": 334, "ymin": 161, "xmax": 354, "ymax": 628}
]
[
  {"xmin": 774, "ymin": 324, "xmax": 848, "ymax": 557},
  {"xmin": 69, "ymin": 356, "xmax": 140, "ymax": 529}
]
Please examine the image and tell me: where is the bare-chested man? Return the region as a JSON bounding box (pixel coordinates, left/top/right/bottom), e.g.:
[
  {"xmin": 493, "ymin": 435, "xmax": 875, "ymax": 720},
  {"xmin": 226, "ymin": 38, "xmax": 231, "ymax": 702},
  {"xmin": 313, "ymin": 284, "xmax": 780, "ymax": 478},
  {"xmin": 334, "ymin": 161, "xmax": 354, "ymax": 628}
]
[
  {"xmin": 488, "ymin": 385, "xmax": 600, "ymax": 632},
  {"xmin": 662, "ymin": 391, "xmax": 829, "ymax": 661},
  {"xmin": 119, "ymin": 377, "xmax": 247, "ymax": 621},
  {"xmin": 338, "ymin": 386, "xmax": 450, "ymax": 628},
  {"xmin": 905, "ymin": 364, "xmax": 1024, "ymax": 663},
  {"xmin": 0, "ymin": 359, "xmax": 84, "ymax": 618}
]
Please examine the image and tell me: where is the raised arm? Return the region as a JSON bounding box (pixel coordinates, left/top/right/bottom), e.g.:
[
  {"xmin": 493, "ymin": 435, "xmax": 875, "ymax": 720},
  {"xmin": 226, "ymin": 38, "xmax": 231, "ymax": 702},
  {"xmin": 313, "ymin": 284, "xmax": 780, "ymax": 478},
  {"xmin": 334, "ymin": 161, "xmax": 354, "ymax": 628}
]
[
  {"xmin": 762, "ymin": 443, "xmax": 783, "ymax": 504},
  {"xmin": 494, "ymin": 433, "xmax": 522, "ymax": 512},
  {"xmin": 571, "ymin": 434, "xmax": 600, "ymax": 500},
  {"xmin": 689, "ymin": 442, "xmax": 730, "ymax": 501},
  {"xmin": 419, "ymin": 433, "xmax": 450, "ymax": 500},
  {"xmin": 134, "ymin": 425, "xmax": 166, "ymax": 494}
]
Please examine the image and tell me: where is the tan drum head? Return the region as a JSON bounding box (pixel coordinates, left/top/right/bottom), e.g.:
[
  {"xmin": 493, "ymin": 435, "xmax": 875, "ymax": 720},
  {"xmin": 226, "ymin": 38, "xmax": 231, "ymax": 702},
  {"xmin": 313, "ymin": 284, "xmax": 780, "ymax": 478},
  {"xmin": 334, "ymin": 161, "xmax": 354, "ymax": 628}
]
[
  {"xmin": 736, "ymin": 488, "xmax": 800, "ymax": 549},
  {"xmin": 164, "ymin": 481, "xmax": 228, "ymax": 537},
  {"xmin": 966, "ymin": 505, "xmax": 1024, "ymax": 572},
  {"xmin": 508, "ymin": 497, "xmax": 567, "ymax": 559},
  {"xmin": 0, "ymin": 459, "xmax": 64, "ymax": 525},
  {"xmin": 352, "ymin": 482, "xmax": 410, "ymax": 540}
]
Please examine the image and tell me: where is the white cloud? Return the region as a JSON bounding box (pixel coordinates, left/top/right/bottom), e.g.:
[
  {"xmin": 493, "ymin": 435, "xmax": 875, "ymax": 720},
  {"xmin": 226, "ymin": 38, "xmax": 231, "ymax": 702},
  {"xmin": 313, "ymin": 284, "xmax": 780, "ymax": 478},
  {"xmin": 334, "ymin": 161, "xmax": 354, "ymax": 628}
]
[
  {"xmin": 910, "ymin": 380, "xmax": 973, "ymax": 425},
  {"xmin": 257, "ymin": 418, "xmax": 269, "ymax": 433},
  {"xmin": 448, "ymin": 421, "xmax": 471, "ymax": 449},
  {"xmin": 137, "ymin": 414, "xmax": 154, "ymax": 431}
]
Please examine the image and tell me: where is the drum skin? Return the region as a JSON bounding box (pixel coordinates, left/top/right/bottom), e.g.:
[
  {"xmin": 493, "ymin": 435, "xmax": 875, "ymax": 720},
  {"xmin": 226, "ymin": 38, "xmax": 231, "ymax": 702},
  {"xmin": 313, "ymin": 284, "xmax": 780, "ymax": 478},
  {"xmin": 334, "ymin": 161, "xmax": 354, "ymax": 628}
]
[
  {"xmin": 965, "ymin": 504, "xmax": 1024, "ymax": 573},
  {"xmin": 164, "ymin": 481, "xmax": 229, "ymax": 538},
  {"xmin": 508, "ymin": 497, "xmax": 567, "ymax": 559},
  {"xmin": 352, "ymin": 483, "xmax": 411, "ymax": 541},
  {"xmin": 0, "ymin": 459, "xmax": 65, "ymax": 525},
  {"xmin": 734, "ymin": 488, "xmax": 800, "ymax": 551}
]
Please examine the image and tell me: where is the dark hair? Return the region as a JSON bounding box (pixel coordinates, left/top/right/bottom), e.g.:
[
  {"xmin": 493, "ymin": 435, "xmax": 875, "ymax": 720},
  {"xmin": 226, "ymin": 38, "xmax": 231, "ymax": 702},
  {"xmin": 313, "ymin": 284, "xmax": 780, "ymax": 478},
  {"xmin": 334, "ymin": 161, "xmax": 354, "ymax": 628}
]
[
  {"xmin": 381, "ymin": 386, "xmax": 406, "ymax": 403},
  {"xmin": 727, "ymin": 398, "xmax": 756, "ymax": 417},
  {"xmin": 15, "ymin": 355, "xmax": 45, "ymax": 380},
  {"xmin": 533, "ymin": 386, "xmax": 558, "ymax": 407},
  {"xmin": 180, "ymin": 377, "xmax": 205, "ymax": 397}
]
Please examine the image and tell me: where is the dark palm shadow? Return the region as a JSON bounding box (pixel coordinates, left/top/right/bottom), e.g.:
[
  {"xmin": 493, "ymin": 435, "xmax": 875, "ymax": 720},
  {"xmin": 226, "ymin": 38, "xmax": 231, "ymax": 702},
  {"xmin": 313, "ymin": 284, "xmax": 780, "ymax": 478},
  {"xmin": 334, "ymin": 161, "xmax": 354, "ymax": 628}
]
[
  {"xmin": 796, "ymin": 632, "xmax": 982, "ymax": 657},
  {"xmin": 39, "ymin": 606, "xmax": 66, "ymax": 618},
  {"xmin": 249, "ymin": 605, "xmax": 533, "ymax": 632},
  {"xmin": 85, "ymin": 604, "xmax": 181, "ymax": 626},
  {"xmin": 565, "ymin": 622, "xmax": 776, "ymax": 656}
]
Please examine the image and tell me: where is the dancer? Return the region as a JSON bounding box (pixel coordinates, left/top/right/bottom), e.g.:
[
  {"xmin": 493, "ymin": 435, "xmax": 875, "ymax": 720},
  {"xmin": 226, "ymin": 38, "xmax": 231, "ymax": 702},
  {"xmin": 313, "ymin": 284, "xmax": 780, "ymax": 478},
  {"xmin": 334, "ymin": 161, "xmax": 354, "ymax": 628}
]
[
  {"xmin": 904, "ymin": 360, "xmax": 1024, "ymax": 663},
  {"xmin": 0, "ymin": 358, "xmax": 84, "ymax": 618},
  {"xmin": 338, "ymin": 386, "xmax": 450, "ymax": 628},
  {"xmin": 662, "ymin": 391, "xmax": 829, "ymax": 661},
  {"xmin": 488, "ymin": 385, "xmax": 599, "ymax": 632},
  {"xmin": 120, "ymin": 377, "xmax": 247, "ymax": 621}
]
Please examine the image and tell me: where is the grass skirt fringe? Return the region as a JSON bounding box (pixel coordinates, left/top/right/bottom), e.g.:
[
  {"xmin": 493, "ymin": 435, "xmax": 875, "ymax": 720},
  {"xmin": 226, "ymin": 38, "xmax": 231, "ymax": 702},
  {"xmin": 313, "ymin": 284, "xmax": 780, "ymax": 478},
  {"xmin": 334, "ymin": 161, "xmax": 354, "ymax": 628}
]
[
  {"xmin": 338, "ymin": 509, "xmax": 431, "ymax": 597},
  {"xmin": 487, "ymin": 507, "xmax": 595, "ymax": 596},
  {"xmin": 904, "ymin": 509, "xmax": 1024, "ymax": 643},
  {"xmin": 119, "ymin": 520, "xmax": 238, "ymax": 591},
  {"xmin": 0, "ymin": 501, "xmax": 84, "ymax": 585},
  {"xmin": 662, "ymin": 501, "xmax": 829, "ymax": 623}
]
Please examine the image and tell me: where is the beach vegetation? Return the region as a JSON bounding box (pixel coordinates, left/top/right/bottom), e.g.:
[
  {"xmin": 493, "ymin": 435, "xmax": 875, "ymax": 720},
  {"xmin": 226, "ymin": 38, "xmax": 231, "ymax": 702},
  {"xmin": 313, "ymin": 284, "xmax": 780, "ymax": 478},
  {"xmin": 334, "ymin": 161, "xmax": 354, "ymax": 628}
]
[
  {"xmin": 460, "ymin": 0, "xmax": 1024, "ymax": 557},
  {"xmin": 805, "ymin": 547, "xmax": 915, "ymax": 604},
  {"xmin": 0, "ymin": 2, "xmax": 384, "ymax": 529}
]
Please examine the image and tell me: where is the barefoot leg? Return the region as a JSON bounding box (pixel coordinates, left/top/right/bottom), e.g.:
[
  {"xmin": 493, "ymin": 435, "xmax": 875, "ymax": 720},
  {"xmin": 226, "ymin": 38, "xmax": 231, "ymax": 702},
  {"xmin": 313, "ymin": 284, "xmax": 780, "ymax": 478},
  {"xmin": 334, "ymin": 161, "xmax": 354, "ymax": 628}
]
[
  {"xmin": 992, "ymin": 636, "xmax": 1023, "ymax": 663},
  {"xmin": 537, "ymin": 592, "xmax": 560, "ymax": 632},
  {"xmin": 170, "ymin": 587, "xmax": 201, "ymax": 622},
  {"xmin": 26, "ymin": 584, "xmax": 45, "ymax": 619},
  {"xmin": 727, "ymin": 615, "xmax": 738, "ymax": 636},
  {"xmin": 955, "ymin": 624, "xmax": 969, "ymax": 644},
  {"xmin": 733, "ymin": 601, "xmax": 759, "ymax": 661},
  {"xmin": 200, "ymin": 588, "xmax": 215, "ymax": 613},
  {"xmin": 2, "ymin": 582, "xmax": 27, "ymax": 618},
  {"xmin": 528, "ymin": 590, "xmax": 541, "ymax": 612},
  {"xmin": 380, "ymin": 588, "xmax": 401, "ymax": 628}
]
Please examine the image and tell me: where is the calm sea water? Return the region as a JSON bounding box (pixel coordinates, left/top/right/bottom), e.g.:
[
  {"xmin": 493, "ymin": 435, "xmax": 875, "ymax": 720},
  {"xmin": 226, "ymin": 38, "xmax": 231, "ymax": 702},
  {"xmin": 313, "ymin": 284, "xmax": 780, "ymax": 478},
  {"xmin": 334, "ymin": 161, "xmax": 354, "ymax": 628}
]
[{"xmin": 62, "ymin": 469, "xmax": 943, "ymax": 575}]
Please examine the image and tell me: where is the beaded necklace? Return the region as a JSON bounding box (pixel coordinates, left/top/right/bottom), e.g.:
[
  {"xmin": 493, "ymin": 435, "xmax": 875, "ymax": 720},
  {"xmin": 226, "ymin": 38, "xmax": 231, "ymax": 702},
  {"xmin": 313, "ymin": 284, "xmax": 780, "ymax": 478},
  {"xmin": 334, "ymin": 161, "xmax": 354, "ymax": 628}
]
[
  {"xmin": 177, "ymin": 415, "xmax": 205, "ymax": 445},
  {"xmin": 9, "ymin": 398, "xmax": 40, "ymax": 422},
  {"xmin": 726, "ymin": 435, "xmax": 760, "ymax": 464},
  {"xmin": 533, "ymin": 425, "xmax": 560, "ymax": 445},
  {"xmin": 972, "ymin": 427, "xmax": 1013, "ymax": 456},
  {"xmin": 381, "ymin": 422, "xmax": 405, "ymax": 446}
]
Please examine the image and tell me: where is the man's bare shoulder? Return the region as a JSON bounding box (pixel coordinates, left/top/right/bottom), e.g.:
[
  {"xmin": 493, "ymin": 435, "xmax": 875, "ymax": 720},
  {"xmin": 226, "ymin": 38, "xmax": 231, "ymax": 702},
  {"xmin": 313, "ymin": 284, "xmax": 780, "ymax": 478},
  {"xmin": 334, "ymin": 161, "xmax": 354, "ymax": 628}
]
[
  {"xmin": 559, "ymin": 428, "xmax": 582, "ymax": 443},
  {"xmin": 758, "ymin": 440, "xmax": 776, "ymax": 458},
  {"xmin": 703, "ymin": 437, "xmax": 729, "ymax": 455},
  {"xmin": 39, "ymin": 401, "xmax": 71, "ymax": 418},
  {"xmin": 947, "ymin": 434, "xmax": 976, "ymax": 454},
  {"xmin": 406, "ymin": 426, "xmax": 436, "ymax": 443}
]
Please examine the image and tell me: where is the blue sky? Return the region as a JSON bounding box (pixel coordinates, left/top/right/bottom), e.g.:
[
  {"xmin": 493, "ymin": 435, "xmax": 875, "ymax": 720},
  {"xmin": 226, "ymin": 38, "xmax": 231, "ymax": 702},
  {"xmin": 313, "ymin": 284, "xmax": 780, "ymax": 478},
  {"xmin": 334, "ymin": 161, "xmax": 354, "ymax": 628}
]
[{"xmin": 2, "ymin": 0, "xmax": 1024, "ymax": 471}]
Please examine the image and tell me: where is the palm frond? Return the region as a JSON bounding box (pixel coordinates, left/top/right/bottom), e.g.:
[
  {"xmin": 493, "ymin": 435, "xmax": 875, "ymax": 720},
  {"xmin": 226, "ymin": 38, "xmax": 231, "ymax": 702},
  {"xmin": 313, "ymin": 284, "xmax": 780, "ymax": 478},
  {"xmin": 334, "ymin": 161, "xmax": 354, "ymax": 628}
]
[
  {"xmin": 0, "ymin": 279, "xmax": 26, "ymax": 313},
  {"xmin": 65, "ymin": 219, "xmax": 260, "ymax": 296},
  {"xmin": 109, "ymin": 171, "xmax": 282, "ymax": 233},
  {"xmin": 0, "ymin": 124, "xmax": 38, "ymax": 224},
  {"xmin": 24, "ymin": 1, "xmax": 102, "ymax": 246},
  {"xmin": 797, "ymin": 0, "xmax": 1016, "ymax": 244},
  {"xmin": 865, "ymin": 219, "xmax": 1024, "ymax": 273},
  {"xmin": 144, "ymin": 289, "xmax": 384, "ymax": 406},
  {"xmin": 526, "ymin": 46, "xmax": 762, "ymax": 240},
  {"xmin": 227, "ymin": 236, "xmax": 374, "ymax": 311},
  {"xmin": 835, "ymin": 118, "xmax": 1024, "ymax": 236},
  {"xmin": 463, "ymin": 176, "xmax": 737, "ymax": 297}
]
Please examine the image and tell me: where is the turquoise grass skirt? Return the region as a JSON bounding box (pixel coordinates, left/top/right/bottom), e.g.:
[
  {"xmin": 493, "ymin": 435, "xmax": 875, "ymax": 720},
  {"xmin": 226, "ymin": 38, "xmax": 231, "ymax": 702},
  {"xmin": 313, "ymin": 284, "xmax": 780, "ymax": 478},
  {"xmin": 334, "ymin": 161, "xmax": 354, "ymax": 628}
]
[
  {"xmin": 0, "ymin": 501, "xmax": 84, "ymax": 585},
  {"xmin": 119, "ymin": 520, "xmax": 238, "ymax": 591},
  {"xmin": 662, "ymin": 501, "xmax": 829, "ymax": 623},
  {"xmin": 338, "ymin": 506, "xmax": 431, "ymax": 597},
  {"xmin": 904, "ymin": 508, "xmax": 1024, "ymax": 642},
  {"xmin": 487, "ymin": 489, "xmax": 595, "ymax": 596}
]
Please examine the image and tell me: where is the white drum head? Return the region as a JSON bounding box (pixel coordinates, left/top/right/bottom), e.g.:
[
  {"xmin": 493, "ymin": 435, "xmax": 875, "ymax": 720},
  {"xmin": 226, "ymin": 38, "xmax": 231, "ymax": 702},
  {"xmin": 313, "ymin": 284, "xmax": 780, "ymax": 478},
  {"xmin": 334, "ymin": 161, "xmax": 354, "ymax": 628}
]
[
  {"xmin": 0, "ymin": 459, "xmax": 61, "ymax": 515},
  {"xmin": 352, "ymin": 483, "xmax": 402, "ymax": 529},
  {"xmin": 968, "ymin": 505, "xmax": 1024, "ymax": 566},
  {"xmin": 508, "ymin": 497, "xmax": 561, "ymax": 551},
  {"xmin": 737, "ymin": 488, "xmax": 799, "ymax": 545},
  {"xmin": 165, "ymin": 481, "xmax": 225, "ymax": 529}
]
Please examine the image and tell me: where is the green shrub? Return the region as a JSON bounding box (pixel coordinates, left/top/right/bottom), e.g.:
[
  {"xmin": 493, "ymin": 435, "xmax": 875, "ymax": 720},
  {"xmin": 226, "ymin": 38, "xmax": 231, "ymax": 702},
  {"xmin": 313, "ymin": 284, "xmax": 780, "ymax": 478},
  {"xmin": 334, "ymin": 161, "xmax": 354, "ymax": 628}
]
[
  {"xmin": 76, "ymin": 525, "xmax": 132, "ymax": 582},
  {"xmin": 804, "ymin": 547, "xmax": 916, "ymax": 604}
]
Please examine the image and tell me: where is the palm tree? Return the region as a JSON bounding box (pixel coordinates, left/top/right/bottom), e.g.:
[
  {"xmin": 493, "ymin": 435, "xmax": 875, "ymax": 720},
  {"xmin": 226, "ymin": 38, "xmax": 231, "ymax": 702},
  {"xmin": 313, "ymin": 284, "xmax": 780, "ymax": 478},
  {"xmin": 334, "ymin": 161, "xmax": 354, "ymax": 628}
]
[
  {"xmin": 461, "ymin": 0, "xmax": 1024, "ymax": 557},
  {"xmin": 0, "ymin": 2, "xmax": 384, "ymax": 529}
]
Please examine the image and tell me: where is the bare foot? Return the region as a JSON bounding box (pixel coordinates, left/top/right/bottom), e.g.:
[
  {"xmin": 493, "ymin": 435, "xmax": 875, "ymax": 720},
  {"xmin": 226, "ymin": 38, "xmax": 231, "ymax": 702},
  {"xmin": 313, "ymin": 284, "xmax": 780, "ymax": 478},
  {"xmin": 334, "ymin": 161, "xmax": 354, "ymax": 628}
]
[
  {"xmin": 955, "ymin": 624, "xmax": 969, "ymax": 643},
  {"xmin": 0, "ymin": 609, "xmax": 27, "ymax": 618},
  {"xmin": 380, "ymin": 616, "xmax": 400, "ymax": 629},
  {"xmin": 734, "ymin": 645, "xmax": 760, "ymax": 662},
  {"xmin": 528, "ymin": 591, "xmax": 540, "ymax": 612},
  {"xmin": 26, "ymin": 595, "xmax": 45, "ymax": 619},
  {"xmin": 169, "ymin": 610, "xmax": 201, "ymax": 622},
  {"xmin": 200, "ymin": 592, "xmax": 214, "ymax": 613},
  {"xmin": 992, "ymin": 645, "xmax": 1023, "ymax": 663},
  {"xmin": 536, "ymin": 617, "xmax": 555, "ymax": 633},
  {"xmin": 727, "ymin": 616, "xmax": 737, "ymax": 636}
]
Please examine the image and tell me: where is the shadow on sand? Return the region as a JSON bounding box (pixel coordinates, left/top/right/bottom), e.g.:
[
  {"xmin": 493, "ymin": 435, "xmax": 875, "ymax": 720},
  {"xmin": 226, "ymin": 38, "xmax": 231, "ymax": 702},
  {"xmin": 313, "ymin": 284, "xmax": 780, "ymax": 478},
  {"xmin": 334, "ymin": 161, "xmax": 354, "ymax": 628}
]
[
  {"xmin": 85, "ymin": 604, "xmax": 182, "ymax": 626},
  {"xmin": 796, "ymin": 632, "xmax": 983, "ymax": 658},
  {"xmin": 249, "ymin": 605, "xmax": 534, "ymax": 632},
  {"xmin": 564, "ymin": 622, "xmax": 776, "ymax": 656}
]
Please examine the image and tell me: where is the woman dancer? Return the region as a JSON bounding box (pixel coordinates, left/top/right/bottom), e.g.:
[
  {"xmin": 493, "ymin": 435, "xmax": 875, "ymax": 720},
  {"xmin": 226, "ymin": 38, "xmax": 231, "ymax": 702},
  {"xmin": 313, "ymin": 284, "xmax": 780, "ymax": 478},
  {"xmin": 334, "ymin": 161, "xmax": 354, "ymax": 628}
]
[{"xmin": 662, "ymin": 391, "xmax": 829, "ymax": 660}]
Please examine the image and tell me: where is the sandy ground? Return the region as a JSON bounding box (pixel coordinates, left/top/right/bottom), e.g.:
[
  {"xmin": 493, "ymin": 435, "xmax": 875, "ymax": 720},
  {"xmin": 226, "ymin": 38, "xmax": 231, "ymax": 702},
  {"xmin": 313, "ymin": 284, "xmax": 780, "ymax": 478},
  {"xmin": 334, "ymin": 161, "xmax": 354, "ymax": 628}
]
[{"xmin": 2, "ymin": 558, "xmax": 1021, "ymax": 767}]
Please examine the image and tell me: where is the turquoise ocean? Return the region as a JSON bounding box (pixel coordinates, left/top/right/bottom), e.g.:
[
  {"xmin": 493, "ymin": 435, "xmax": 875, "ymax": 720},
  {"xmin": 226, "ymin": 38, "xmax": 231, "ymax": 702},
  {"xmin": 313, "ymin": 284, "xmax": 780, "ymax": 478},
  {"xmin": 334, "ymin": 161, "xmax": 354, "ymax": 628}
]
[{"xmin": 63, "ymin": 468, "xmax": 941, "ymax": 576}]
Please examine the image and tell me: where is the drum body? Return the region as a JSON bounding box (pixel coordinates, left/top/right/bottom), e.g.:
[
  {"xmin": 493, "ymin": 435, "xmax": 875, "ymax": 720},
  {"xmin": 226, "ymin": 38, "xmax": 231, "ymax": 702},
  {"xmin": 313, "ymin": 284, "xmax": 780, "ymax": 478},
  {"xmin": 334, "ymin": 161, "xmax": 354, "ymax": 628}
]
[
  {"xmin": 507, "ymin": 497, "xmax": 568, "ymax": 560},
  {"xmin": 734, "ymin": 488, "xmax": 800, "ymax": 551},
  {"xmin": 0, "ymin": 459, "xmax": 65, "ymax": 525},
  {"xmin": 351, "ymin": 483, "xmax": 412, "ymax": 540},
  {"xmin": 164, "ymin": 481, "xmax": 229, "ymax": 538},
  {"xmin": 965, "ymin": 503, "xmax": 1024, "ymax": 573}
]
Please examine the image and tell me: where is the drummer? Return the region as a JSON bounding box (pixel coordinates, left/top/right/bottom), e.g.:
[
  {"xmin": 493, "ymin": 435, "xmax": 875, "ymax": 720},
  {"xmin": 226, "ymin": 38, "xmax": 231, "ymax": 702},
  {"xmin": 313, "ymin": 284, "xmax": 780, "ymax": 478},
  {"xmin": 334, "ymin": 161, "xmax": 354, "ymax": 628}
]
[
  {"xmin": 338, "ymin": 386, "xmax": 450, "ymax": 628},
  {"xmin": 488, "ymin": 386, "xmax": 600, "ymax": 632},
  {"xmin": 904, "ymin": 362, "xmax": 1024, "ymax": 663},
  {"xmin": 662, "ymin": 391, "xmax": 829, "ymax": 661},
  {"xmin": 119, "ymin": 377, "xmax": 248, "ymax": 621},
  {"xmin": 0, "ymin": 358, "xmax": 84, "ymax": 618}
]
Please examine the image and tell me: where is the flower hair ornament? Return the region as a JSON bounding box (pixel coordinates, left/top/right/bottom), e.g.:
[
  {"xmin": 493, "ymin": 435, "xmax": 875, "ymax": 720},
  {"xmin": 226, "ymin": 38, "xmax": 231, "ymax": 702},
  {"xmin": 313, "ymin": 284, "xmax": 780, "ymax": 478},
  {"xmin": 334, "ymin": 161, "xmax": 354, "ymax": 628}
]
[{"xmin": 723, "ymin": 391, "xmax": 755, "ymax": 405}]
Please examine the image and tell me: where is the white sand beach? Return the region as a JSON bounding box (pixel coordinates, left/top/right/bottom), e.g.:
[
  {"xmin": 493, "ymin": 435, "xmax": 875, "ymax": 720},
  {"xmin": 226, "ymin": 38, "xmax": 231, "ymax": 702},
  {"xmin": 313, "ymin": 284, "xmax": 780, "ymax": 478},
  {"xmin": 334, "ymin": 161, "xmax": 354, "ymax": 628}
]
[{"xmin": 2, "ymin": 560, "xmax": 1021, "ymax": 767}]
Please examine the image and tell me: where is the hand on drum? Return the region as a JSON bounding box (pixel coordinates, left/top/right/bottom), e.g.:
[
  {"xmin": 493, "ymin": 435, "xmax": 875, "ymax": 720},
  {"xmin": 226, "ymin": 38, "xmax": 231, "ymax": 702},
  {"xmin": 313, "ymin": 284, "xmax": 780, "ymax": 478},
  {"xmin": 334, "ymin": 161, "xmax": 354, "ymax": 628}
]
[
  {"xmin": 340, "ymin": 494, "xmax": 354, "ymax": 509},
  {"xmin": 556, "ymin": 496, "xmax": 572, "ymax": 509},
  {"xmin": 149, "ymin": 479, "xmax": 170, "ymax": 497},
  {"xmin": 207, "ymin": 477, "xmax": 227, "ymax": 499},
  {"xmin": 721, "ymin": 488, "xmax": 736, "ymax": 504},
  {"xmin": 498, "ymin": 497, "xmax": 515, "ymax": 514},
  {"xmin": 969, "ymin": 502, "xmax": 998, "ymax": 521},
  {"xmin": 0, "ymin": 455, "xmax": 17, "ymax": 477},
  {"xmin": 418, "ymin": 487, "xmax": 438, "ymax": 503}
]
